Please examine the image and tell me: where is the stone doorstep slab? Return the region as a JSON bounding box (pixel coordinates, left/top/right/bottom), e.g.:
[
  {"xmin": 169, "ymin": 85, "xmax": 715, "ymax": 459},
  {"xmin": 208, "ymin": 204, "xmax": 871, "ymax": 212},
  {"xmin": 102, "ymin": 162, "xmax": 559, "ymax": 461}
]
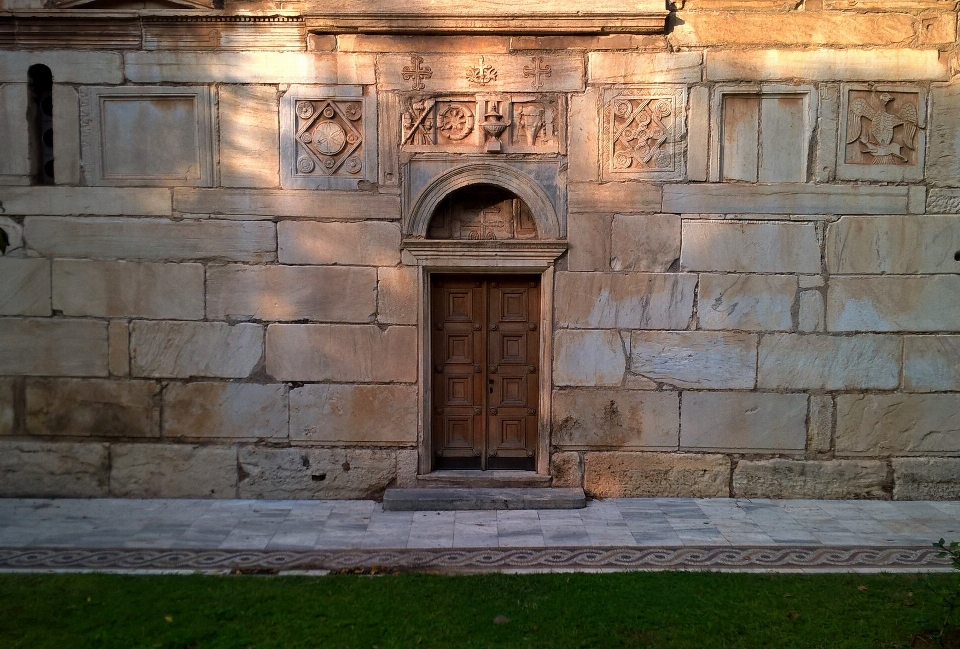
[
  {"xmin": 416, "ymin": 470, "xmax": 552, "ymax": 488},
  {"xmin": 382, "ymin": 487, "xmax": 587, "ymax": 511}
]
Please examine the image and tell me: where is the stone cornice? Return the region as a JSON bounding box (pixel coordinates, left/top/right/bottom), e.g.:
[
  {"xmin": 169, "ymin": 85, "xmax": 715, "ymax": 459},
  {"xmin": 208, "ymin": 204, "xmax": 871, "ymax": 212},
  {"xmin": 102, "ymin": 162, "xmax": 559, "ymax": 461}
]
[{"xmin": 303, "ymin": 12, "xmax": 669, "ymax": 35}]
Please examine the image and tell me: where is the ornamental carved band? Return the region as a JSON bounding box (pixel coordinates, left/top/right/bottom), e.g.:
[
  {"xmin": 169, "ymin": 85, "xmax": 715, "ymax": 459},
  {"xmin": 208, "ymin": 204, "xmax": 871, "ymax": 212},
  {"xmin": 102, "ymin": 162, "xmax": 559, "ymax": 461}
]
[{"xmin": 602, "ymin": 87, "xmax": 686, "ymax": 181}]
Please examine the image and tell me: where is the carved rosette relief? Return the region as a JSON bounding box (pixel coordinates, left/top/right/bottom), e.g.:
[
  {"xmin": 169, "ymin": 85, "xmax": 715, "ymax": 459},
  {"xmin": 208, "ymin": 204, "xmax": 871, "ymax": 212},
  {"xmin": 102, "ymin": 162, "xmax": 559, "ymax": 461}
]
[
  {"xmin": 400, "ymin": 93, "xmax": 563, "ymax": 154},
  {"xmin": 427, "ymin": 186, "xmax": 538, "ymax": 240},
  {"xmin": 281, "ymin": 85, "xmax": 376, "ymax": 189},
  {"xmin": 837, "ymin": 84, "xmax": 926, "ymax": 182},
  {"xmin": 294, "ymin": 99, "xmax": 364, "ymax": 176},
  {"xmin": 602, "ymin": 86, "xmax": 686, "ymax": 181}
]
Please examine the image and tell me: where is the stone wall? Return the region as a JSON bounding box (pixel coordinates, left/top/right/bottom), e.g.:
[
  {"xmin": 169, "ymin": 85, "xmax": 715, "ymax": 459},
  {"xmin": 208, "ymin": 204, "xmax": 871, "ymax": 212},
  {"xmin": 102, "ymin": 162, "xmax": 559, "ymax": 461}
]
[{"xmin": 0, "ymin": 0, "xmax": 959, "ymax": 500}]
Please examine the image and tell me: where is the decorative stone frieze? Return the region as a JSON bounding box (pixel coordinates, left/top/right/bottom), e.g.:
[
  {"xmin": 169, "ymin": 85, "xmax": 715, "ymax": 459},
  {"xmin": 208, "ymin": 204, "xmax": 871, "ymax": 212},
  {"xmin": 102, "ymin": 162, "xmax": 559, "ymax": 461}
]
[
  {"xmin": 280, "ymin": 85, "xmax": 376, "ymax": 190},
  {"xmin": 837, "ymin": 84, "xmax": 927, "ymax": 182},
  {"xmin": 601, "ymin": 86, "xmax": 686, "ymax": 181},
  {"xmin": 80, "ymin": 86, "xmax": 215, "ymax": 187},
  {"xmin": 380, "ymin": 53, "xmax": 585, "ymax": 92}
]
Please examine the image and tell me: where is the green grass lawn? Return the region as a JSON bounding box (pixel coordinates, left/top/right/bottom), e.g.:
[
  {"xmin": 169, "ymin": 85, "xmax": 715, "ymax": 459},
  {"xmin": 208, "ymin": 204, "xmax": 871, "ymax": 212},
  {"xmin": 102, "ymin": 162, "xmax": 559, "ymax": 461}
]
[{"xmin": 2, "ymin": 571, "xmax": 958, "ymax": 649}]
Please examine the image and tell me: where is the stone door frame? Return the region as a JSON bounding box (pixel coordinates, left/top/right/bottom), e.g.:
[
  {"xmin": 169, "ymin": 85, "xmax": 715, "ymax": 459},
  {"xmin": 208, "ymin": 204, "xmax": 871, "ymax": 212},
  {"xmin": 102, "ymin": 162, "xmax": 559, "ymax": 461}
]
[{"xmin": 403, "ymin": 245, "xmax": 565, "ymax": 475}]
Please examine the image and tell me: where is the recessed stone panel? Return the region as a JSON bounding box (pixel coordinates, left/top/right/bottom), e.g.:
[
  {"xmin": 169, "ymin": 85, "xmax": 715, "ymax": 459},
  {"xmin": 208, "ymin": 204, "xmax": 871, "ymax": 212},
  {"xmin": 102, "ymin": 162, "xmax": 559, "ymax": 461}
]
[
  {"xmin": 552, "ymin": 389, "xmax": 678, "ymax": 449},
  {"xmin": 80, "ymin": 86, "xmax": 215, "ymax": 187},
  {"xmin": 219, "ymin": 85, "xmax": 280, "ymax": 188},
  {"xmin": 0, "ymin": 84, "xmax": 30, "ymax": 181},
  {"xmin": 280, "ymin": 85, "xmax": 376, "ymax": 189}
]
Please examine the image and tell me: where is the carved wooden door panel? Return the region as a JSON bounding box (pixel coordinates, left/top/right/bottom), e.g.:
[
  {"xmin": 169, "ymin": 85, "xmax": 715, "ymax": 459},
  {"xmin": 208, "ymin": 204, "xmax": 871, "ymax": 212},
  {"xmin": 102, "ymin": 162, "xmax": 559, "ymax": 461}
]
[{"xmin": 432, "ymin": 275, "xmax": 539, "ymax": 471}]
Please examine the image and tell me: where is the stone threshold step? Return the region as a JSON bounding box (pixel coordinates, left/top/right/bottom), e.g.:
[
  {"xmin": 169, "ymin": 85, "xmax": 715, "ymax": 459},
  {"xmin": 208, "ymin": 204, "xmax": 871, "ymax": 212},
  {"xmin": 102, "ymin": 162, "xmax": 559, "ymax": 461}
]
[
  {"xmin": 417, "ymin": 470, "xmax": 552, "ymax": 488},
  {"xmin": 382, "ymin": 487, "xmax": 586, "ymax": 511}
]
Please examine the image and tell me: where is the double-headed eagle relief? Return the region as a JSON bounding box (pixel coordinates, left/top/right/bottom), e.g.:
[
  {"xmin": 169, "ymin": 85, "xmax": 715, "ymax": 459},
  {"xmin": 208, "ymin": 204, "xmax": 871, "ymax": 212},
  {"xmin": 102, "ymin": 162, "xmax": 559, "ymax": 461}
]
[{"xmin": 846, "ymin": 90, "xmax": 922, "ymax": 166}]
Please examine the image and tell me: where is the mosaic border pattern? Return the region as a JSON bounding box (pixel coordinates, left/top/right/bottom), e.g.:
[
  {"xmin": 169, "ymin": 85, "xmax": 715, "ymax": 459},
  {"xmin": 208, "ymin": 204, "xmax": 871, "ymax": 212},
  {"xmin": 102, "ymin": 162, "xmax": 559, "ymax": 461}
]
[{"xmin": 0, "ymin": 546, "xmax": 949, "ymax": 573}]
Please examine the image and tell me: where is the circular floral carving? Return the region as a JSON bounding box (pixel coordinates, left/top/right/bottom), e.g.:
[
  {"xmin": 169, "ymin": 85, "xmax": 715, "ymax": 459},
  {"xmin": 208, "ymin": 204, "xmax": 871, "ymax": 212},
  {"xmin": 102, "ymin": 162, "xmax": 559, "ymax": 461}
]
[
  {"xmin": 614, "ymin": 100, "xmax": 632, "ymax": 119},
  {"xmin": 344, "ymin": 157, "xmax": 362, "ymax": 174},
  {"xmin": 320, "ymin": 155, "xmax": 336, "ymax": 169},
  {"xmin": 342, "ymin": 103, "xmax": 362, "ymax": 121},
  {"xmin": 346, "ymin": 132, "xmax": 359, "ymax": 144},
  {"xmin": 438, "ymin": 105, "xmax": 475, "ymax": 141},
  {"xmin": 313, "ymin": 121, "xmax": 347, "ymax": 156},
  {"xmin": 299, "ymin": 132, "xmax": 313, "ymax": 143},
  {"xmin": 613, "ymin": 151, "xmax": 633, "ymax": 169},
  {"xmin": 322, "ymin": 106, "xmax": 336, "ymax": 118},
  {"xmin": 296, "ymin": 102, "xmax": 315, "ymax": 119},
  {"xmin": 297, "ymin": 156, "xmax": 315, "ymax": 173}
]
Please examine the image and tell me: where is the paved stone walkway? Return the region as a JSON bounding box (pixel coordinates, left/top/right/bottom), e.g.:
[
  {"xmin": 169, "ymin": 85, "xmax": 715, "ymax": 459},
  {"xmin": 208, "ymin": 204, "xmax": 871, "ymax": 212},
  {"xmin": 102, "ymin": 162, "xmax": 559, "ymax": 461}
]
[{"xmin": 1, "ymin": 498, "xmax": 957, "ymax": 573}]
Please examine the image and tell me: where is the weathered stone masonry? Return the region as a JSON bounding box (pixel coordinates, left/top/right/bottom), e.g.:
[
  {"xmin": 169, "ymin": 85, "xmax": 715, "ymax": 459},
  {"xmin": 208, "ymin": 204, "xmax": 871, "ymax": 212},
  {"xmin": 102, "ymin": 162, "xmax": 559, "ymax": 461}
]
[{"xmin": 0, "ymin": 0, "xmax": 959, "ymax": 500}]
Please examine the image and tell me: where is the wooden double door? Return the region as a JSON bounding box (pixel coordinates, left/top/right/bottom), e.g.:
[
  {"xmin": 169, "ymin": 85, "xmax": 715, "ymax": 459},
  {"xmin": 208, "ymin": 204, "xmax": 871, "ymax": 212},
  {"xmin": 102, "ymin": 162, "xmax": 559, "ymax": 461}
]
[{"xmin": 431, "ymin": 274, "xmax": 540, "ymax": 470}]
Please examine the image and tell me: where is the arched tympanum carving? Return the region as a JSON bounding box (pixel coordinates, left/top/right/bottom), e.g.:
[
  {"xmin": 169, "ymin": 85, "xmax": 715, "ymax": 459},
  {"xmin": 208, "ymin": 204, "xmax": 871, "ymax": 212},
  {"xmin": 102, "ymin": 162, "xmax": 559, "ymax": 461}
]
[
  {"xmin": 426, "ymin": 185, "xmax": 538, "ymax": 241},
  {"xmin": 406, "ymin": 163, "xmax": 561, "ymax": 239}
]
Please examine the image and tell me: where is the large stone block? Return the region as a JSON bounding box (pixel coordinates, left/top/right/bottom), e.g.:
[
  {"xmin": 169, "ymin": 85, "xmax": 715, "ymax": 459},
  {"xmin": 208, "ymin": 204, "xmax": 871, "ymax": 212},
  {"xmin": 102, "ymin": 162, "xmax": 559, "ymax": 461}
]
[
  {"xmin": 163, "ymin": 382, "xmax": 288, "ymax": 440},
  {"xmin": 110, "ymin": 443, "xmax": 237, "ymax": 498},
  {"xmin": 206, "ymin": 265, "xmax": 377, "ymax": 323},
  {"xmin": 928, "ymin": 189, "xmax": 960, "ymax": 213},
  {"xmin": 664, "ymin": 183, "xmax": 909, "ymax": 215},
  {"xmin": 0, "ymin": 51, "xmax": 123, "ymax": 84},
  {"xmin": 0, "ymin": 84, "xmax": 30, "ymax": 179},
  {"xmin": 553, "ymin": 330, "xmax": 625, "ymax": 387},
  {"xmin": 904, "ymin": 336, "xmax": 960, "ymax": 391},
  {"xmin": 681, "ymin": 221, "xmax": 821, "ymax": 273},
  {"xmin": 758, "ymin": 334, "xmax": 901, "ymax": 390},
  {"xmin": 0, "ymin": 319, "xmax": 107, "ymax": 377},
  {"xmin": 733, "ymin": 459, "xmax": 888, "ymax": 500},
  {"xmin": 583, "ymin": 452, "xmax": 730, "ymax": 498},
  {"xmin": 278, "ymin": 221, "xmax": 402, "ymax": 266},
  {"xmin": 108, "ymin": 320, "xmax": 129, "ymax": 377},
  {"xmin": 549, "ymin": 451, "xmax": 583, "ymax": 489},
  {"xmin": 610, "ymin": 214, "xmax": 681, "ymax": 272},
  {"xmin": 25, "ymin": 217, "xmax": 276, "ymax": 263},
  {"xmin": 698, "ymin": 274, "xmax": 797, "ymax": 331},
  {"xmin": 827, "ymin": 276, "xmax": 960, "ymax": 332},
  {"xmin": 52, "ymin": 84, "xmax": 80, "ymax": 185},
  {"xmin": 130, "ymin": 321, "xmax": 263, "ymax": 379},
  {"xmin": 290, "ymin": 384, "xmax": 418, "ymax": 443},
  {"xmin": 568, "ymin": 182, "xmax": 662, "ymax": 213},
  {"xmin": 52, "ymin": 260, "xmax": 204, "ymax": 320},
  {"xmin": 124, "ymin": 52, "xmax": 369, "ymax": 84},
  {"xmin": 0, "ymin": 378, "xmax": 14, "ymax": 436},
  {"xmin": 266, "ymin": 324, "xmax": 417, "ymax": 382},
  {"xmin": 26, "ymin": 378, "xmax": 160, "ymax": 438},
  {"xmin": 826, "ymin": 216, "xmax": 960, "ymax": 274},
  {"xmin": 673, "ymin": 12, "xmax": 916, "ymax": 48},
  {"xmin": 219, "ymin": 85, "xmax": 280, "ymax": 188},
  {"xmin": 337, "ymin": 34, "xmax": 510, "ymax": 52},
  {"xmin": 567, "ymin": 213, "xmax": 611, "ymax": 271},
  {"xmin": 706, "ymin": 49, "xmax": 948, "ymax": 82},
  {"xmin": 552, "ymin": 389, "xmax": 678, "ymax": 449},
  {"xmin": 238, "ymin": 447, "xmax": 398, "ymax": 499},
  {"xmin": 681, "ymin": 392, "xmax": 807, "ymax": 451},
  {"xmin": 630, "ymin": 331, "xmax": 757, "ymax": 389},
  {"xmin": 0, "ymin": 441, "xmax": 109, "ymax": 497},
  {"xmin": 836, "ymin": 394, "xmax": 960, "ymax": 455},
  {"xmin": 555, "ymin": 272, "xmax": 696, "ymax": 329},
  {"xmin": 927, "ymin": 82, "xmax": 960, "ymax": 187},
  {"xmin": 2, "ymin": 187, "xmax": 171, "ymax": 216},
  {"xmin": 377, "ymin": 266, "xmax": 418, "ymax": 325},
  {"xmin": 587, "ymin": 51, "xmax": 702, "ymax": 84},
  {"xmin": 0, "ymin": 258, "xmax": 50, "ymax": 316},
  {"xmin": 174, "ymin": 188, "xmax": 401, "ymax": 218},
  {"xmin": 893, "ymin": 458, "xmax": 960, "ymax": 500}
]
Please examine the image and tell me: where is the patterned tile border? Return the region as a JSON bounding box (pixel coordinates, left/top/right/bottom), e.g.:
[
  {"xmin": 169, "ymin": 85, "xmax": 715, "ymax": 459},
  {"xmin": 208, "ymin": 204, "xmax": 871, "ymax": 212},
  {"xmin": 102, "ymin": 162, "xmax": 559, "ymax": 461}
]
[{"xmin": 0, "ymin": 546, "xmax": 951, "ymax": 574}]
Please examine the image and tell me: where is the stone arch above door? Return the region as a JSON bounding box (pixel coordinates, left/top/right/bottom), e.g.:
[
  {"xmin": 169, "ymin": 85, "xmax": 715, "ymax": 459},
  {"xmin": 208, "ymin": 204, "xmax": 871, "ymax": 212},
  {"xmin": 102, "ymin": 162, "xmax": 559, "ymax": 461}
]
[{"xmin": 405, "ymin": 162, "xmax": 562, "ymax": 240}]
